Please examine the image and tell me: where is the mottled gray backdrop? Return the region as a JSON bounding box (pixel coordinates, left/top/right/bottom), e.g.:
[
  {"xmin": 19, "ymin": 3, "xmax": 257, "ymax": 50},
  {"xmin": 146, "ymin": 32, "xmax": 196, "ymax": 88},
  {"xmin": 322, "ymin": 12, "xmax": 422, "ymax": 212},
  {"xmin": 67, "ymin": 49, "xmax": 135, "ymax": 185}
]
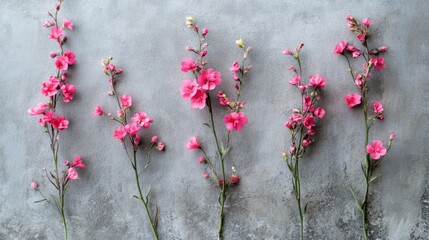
[{"xmin": 1, "ymin": 0, "xmax": 428, "ymax": 239}]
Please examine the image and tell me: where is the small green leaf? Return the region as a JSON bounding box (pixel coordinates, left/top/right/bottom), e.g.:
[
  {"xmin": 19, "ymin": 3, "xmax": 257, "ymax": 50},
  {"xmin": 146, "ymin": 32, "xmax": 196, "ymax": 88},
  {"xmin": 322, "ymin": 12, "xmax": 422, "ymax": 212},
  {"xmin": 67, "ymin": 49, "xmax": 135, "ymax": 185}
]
[
  {"xmin": 349, "ymin": 188, "xmax": 363, "ymax": 212},
  {"xmin": 34, "ymin": 199, "xmax": 47, "ymax": 204},
  {"xmin": 304, "ymin": 203, "xmax": 308, "ymax": 214},
  {"xmin": 131, "ymin": 195, "xmax": 140, "ymax": 200},
  {"xmin": 203, "ymin": 123, "xmax": 211, "ymax": 129},
  {"xmin": 369, "ymin": 176, "xmax": 378, "ymax": 184}
]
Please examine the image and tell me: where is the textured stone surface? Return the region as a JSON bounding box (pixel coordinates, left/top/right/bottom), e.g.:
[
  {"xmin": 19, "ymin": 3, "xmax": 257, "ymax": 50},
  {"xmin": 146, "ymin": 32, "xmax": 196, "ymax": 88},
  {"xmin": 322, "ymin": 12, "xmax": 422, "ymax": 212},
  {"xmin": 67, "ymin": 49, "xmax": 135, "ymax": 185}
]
[{"xmin": 0, "ymin": 0, "xmax": 428, "ymax": 239}]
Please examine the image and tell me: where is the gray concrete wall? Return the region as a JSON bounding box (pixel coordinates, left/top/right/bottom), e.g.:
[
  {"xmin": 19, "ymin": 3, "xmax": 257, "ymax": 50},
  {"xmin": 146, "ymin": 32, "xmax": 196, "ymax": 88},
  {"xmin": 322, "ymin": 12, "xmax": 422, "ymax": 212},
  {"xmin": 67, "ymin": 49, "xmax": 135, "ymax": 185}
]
[{"xmin": 1, "ymin": 0, "xmax": 428, "ymax": 239}]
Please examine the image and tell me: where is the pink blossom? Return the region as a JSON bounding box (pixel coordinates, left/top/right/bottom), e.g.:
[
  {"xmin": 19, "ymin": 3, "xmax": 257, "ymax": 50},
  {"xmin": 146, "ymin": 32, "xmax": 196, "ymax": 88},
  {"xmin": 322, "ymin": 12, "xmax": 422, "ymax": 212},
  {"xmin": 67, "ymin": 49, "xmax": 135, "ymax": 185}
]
[
  {"xmin": 31, "ymin": 181, "xmax": 38, "ymax": 190},
  {"xmin": 190, "ymin": 89, "xmax": 207, "ymax": 109},
  {"xmin": 113, "ymin": 126, "xmax": 127, "ymax": 141},
  {"xmin": 356, "ymin": 34, "xmax": 366, "ymax": 43},
  {"xmin": 378, "ymin": 46, "xmax": 387, "ymax": 53},
  {"xmin": 289, "ymin": 146, "xmax": 296, "ymax": 154},
  {"xmin": 289, "ymin": 75, "xmax": 301, "ymax": 85},
  {"xmin": 50, "ymin": 52, "xmax": 57, "ymax": 58},
  {"xmin": 309, "ymin": 75, "xmax": 326, "ymax": 89},
  {"xmin": 302, "ymin": 139, "xmax": 312, "ymax": 147},
  {"xmin": 72, "ymin": 155, "xmax": 85, "ymax": 169},
  {"xmin": 203, "ymin": 172, "xmax": 209, "ymax": 178},
  {"xmin": 370, "ymin": 57, "xmax": 386, "ymax": 71},
  {"xmin": 124, "ymin": 123, "xmax": 141, "ymax": 136},
  {"xmin": 180, "ymin": 79, "xmax": 198, "ymax": 100},
  {"xmin": 134, "ymin": 135, "xmax": 141, "ymax": 145},
  {"xmin": 93, "ymin": 105, "xmax": 104, "ymax": 116},
  {"xmin": 373, "ymin": 101, "xmax": 383, "ymax": 113},
  {"xmin": 306, "ymin": 126, "xmax": 316, "ymax": 136},
  {"xmin": 63, "ymin": 50, "xmax": 76, "ymax": 65},
  {"xmin": 334, "ymin": 40, "xmax": 347, "ymax": 54},
  {"xmin": 181, "ymin": 57, "xmax": 198, "ymax": 72},
  {"xmin": 344, "ymin": 94, "xmax": 362, "ymax": 108},
  {"xmin": 366, "ymin": 140, "xmax": 387, "ymax": 160},
  {"xmin": 60, "ymin": 84, "xmax": 76, "ymax": 102},
  {"xmin": 120, "ymin": 94, "xmax": 132, "ymax": 109},
  {"xmin": 346, "ymin": 45, "xmax": 359, "ymax": 52},
  {"xmin": 314, "ymin": 107, "xmax": 325, "ymax": 119},
  {"xmin": 362, "ymin": 18, "xmax": 373, "ymax": 27},
  {"xmin": 51, "ymin": 116, "xmax": 69, "ymax": 130},
  {"xmin": 217, "ymin": 91, "xmax": 229, "ymax": 106},
  {"xmin": 285, "ymin": 122, "xmax": 293, "ymax": 129},
  {"xmin": 49, "ymin": 27, "xmax": 63, "ymax": 40},
  {"xmin": 186, "ymin": 136, "xmax": 200, "ymax": 150},
  {"xmin": 55, "ymin": 56, "xmax": 69, "ymax": 71},
  {"xmin": 117, "ymin": 110, "xmax": 124, "ymax": 118},
  {"xmin": 41, "ymin": 76, "xmax": 60, "ymax": 97},
  {"xmin": 63, "ymin": 19, "xmax": 73, "ymax": 30},
  {"xmin": 346, "ymin": 15, "xmax": 354, "ymax": 21},
  {"xmin": 390, "ymin": 133, "xmax": 396, "ymax": 140},
  {"xmin": 303, "ymin": 114, "xmax": 315, "ymax": 128},
  {"xmin": 230, "ymin": 175, "xmax": 239, "ymax": 184},
  {"xmin": 28, "ymin": 103, "xmax": 48, "ymax": 116},
  {"xmin": 157, "ymin": 142, "xmax": 165, "ymax": 151},
  {"xmin": 200, "ymin": 50, "xmax": 207, "ymax": 58},
  {"xmin": 288, "ymin": 66, "xmax": 297, "ymax": 72},
  {"xmin": 298, "ymin": 85, "xmax": 306, "ymax": 92},
  {"xmin": 352, "ymin": 51, "xmax": 361, "ymax": 58},
  {"xmin": 67, "ymin": 167, "xmax": 79, "ymax": 180},
  {"xmin": 290, "ymin": 113, "xmax": 303, "ymax": 123},
  {"xmin": 198, "ymin": 156, "xmax": 206, "ymax": 164},
  {"xmin": 283, "ymin": 49, "xmax": 292, "ymax": 55},
  {"xmin": 230, "ymin": 61, "xmax": 240, "ymax": 73},
  {"xmin": 39, "ymin": 112, "xmax": 55, "ymax": 126},
  {"xmin": 151, "ymin": 136, "xmax": 158, "ymax": 143},
  {"xmin": 202, "ymin": 28, "xmax": 209, "ymax": 36},
  {"xmin": 224, "ymin": 112, "xmax": 248, "ymax": 131},
  {"xmin": 303, "ymin": 96, "xmax": 312, "ymax": 107},
  {"xmin": 64, "ymin": 161, "xmax": 70, "ymax": 166},
  {"xmin": 355, "ymin": 74, "xmax": 363, "ymax": 86},
  {"xmin": 131, "ymin": 112, "xmax": 153, "ymax": 128},
  {"xmin": 198, "ymin": 68, "xmax": 222, "ymax": 90}
]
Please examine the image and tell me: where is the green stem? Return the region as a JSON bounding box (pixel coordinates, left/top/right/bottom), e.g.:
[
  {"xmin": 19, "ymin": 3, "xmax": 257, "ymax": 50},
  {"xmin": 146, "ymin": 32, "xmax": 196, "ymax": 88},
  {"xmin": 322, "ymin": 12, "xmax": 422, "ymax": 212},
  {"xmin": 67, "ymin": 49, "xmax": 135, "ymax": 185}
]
[
  {"xmin": 132, "ymin": 151, "xmax": 159, "ymax": 240},
  {"xmin": 361, "ymin": 93, "xmax": 370, "ymax": 240}
]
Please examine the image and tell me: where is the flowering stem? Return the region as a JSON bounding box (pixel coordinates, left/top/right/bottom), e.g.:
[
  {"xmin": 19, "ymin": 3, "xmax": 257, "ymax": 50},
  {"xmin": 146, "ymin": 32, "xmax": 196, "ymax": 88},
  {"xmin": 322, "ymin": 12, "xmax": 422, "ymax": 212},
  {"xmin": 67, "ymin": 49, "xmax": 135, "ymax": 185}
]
[
  {"xmin": 293, "ymin": 156, "xmax": 304, "ymax": 240},
  {"xmin": 132, "ymin": 150, "xmax": 159, "ymax": 240},
  {"xmin": 361, "ymin": 92, "xmax": 370, "ymax": 240}
]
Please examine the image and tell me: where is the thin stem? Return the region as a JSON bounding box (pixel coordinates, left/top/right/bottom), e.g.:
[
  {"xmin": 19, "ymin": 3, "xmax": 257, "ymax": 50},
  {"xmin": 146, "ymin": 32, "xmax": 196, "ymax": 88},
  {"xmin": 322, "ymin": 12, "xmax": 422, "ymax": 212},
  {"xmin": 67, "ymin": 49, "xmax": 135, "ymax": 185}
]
[
  {"xmin": 132, "ymin": 150, "xmax": 159, "ymax": 240},
  {"xmin": 361, "ymin": 92, "xmax": 370, "ymax": 240}
]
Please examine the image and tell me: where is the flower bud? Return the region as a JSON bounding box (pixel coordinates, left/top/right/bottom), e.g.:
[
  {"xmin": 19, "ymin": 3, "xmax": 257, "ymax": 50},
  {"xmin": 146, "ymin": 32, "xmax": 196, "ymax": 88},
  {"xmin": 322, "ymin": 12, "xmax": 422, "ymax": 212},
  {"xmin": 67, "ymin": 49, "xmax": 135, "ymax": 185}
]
[
  {"xmin": 390, "ymin": 133, "xmax": 396, "ymax": 141},
  {"xmin": 107, "ymin": 91, "xmax": 115, "ymax": 96},
  {"xmin": 151, "ymin": 135, "xmax": 158, "ymax": 143},
  {"xmin": 186, "ymin": 16, "xmax": 195, "ymax": 28},
  {"xmin": 198, "ymin": 156, "xmax": 206, "ymax": 164},
  {"xmin": 202, "ymin": 28, "xmax": 208, "ymax": 36},
  {"xmin": 64, "ymin": 160, "xmax": 70, "ymax": 166},
  {"xmin": 283, "ymin": 49, "xmax": 292, "ymax": 55},
  {"xmin": 31, "ymin": 181, "xmax": 38, "ymax": 190},
  {"xmin": 50, "ymin": 52, "xmax": 57, "ymax": 58},
  {"xmin": 116, "ymin": 68, "xmax": 123, "ymax": 74},
  {"xmin": 203, "ymin": 172, "xmax": 209, "ymax": 178},
  {"xmin": 235, "ymin": 39, "xmax": 245, "ymax": 48}
]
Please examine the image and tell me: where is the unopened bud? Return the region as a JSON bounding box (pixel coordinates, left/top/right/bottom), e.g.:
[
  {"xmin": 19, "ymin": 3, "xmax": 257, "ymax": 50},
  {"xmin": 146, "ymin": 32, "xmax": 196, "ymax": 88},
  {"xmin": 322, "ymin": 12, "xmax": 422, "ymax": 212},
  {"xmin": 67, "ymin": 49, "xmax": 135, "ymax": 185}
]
[{"xmin": 235, "ymin": 39, "xmax": 245, "ymax": 48}]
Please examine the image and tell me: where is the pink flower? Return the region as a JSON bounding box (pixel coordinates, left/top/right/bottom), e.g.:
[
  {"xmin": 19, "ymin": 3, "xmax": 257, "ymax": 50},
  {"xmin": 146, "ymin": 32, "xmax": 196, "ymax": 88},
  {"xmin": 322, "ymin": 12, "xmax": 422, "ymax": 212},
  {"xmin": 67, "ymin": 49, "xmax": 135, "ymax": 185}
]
[
  {"xmin": 390, "ymin": 133, "xmax": 396, "ymax": 141},
  {"xmin": 378, "ymin": 46, "xmax": 387, "ymax": 53},
  {"xmin": 217, "ymin": 91, "xmax": 229, "ymax": 106},
  {"xmin": 51, "ymin": 116, "xmax": 69, "ymax": 130},
  {"xmin": 203, "ymin": 172, "xmax": 209, "ymax": 178},
  {"xmin": 303, "ymin": 114, "xmax": 315, "ymax": 128},
  {"xmin": 157, "ymin": 142, "xmax": 165, "ymax": 151},
  {"xmin": 309, "ymin": 75, "xmax": 326, "ymax": 89},
  {"xmin": 151, "ymin": 136, "xmax": 158, "ymax": 143},
  {"xmin": 117, "ymin": 110, "xmax": 124, "ymax": 118},
  {"xmin": 285, "ymin": 121, "xmax": 293, "ymax": 129},
  {"xmin": 344, "ymin": 94, "xmax": 362, "ymax": 108},
  {"xmin": 31, "ymin": 181, "xmax": 38, "ymax": 190},
  {"xmin": 290, "ymin": 113, "xmax": 303, "ymax": 123},
  {"xmin": 334, "ymin": 40, "xmax": 347, "ymax": 54},
  {"xmin": 198, "ymin": 69, "xmax": 222, "ymax": 90},
  {"xmin": 283, "ymin": 49, "xmax": 292, "ymax": 55},
  {"xmin": 39, "ymin": 112, "xmax": 55, "ymax": 126},
  {"xmin": 63, "ymin": 50, "xmax": 76, "ymax": 65},
  {"xmin": 120, "ymin": 94, "xmax": 132, "ymax": 109},
  {"xmin": 124, "ymin": 123, "xmax": 141, "ymax": 136},
  {"xmin": 202, "ymin": 28, "xmax": 209, "ymax": 36},
  {"xmin": 224, "ymin": 112, "xmax": 248, "ymax": 131},
  {"xmin": 64, "ymin": 160, "xmax": 70, "ymax": 166},
  {"xmin": 113, "ymin": 126, "xmax": 127, "ymax": 141},
  {"xmin": 186, "ymin": 136, "xmax": 200, "ymax": 150},
  {"xmin": 229, "ymin": 61, "xmax": 240, "ymax": 73},
  {"xmin": 198, "ymin": 156, "xmax": 206, "ymax": 164},
  {"xmin": 41, "ymin": 76, "xmax": 60, "ymax": 97},
  {"xmin": 370, "ymin": 57, "xmax": 386, "ymax": 71},
  {"xmin": 181, "ymin": 57, "xmax": 198, "ymax": 72},
  {"xmin": 180, "ymin": 79, "xmax": 198, "ymax": 100},
  {"xmin": 362, "ymin": 18, "xmax": 373, "ymax": 27},
  {"xmin": 49, "ymin": 27, "xmax": 63, "ymax": 40},
  {"xmin": 230, "ymin": 175, "xmax": 239, "ymax": 184},
  {"xmin": 134, "ymin": 135, "xmax": 141, "ymax": 145},
  {"xmin": 346, "ymin": 15, "xmax": 354, "ymax": 21},
  {"xmin": 63, "ymin": 19, "xmax": 73, "ymax": 30},
  {"xmin": 288, "ymin": 66, "xmax": 296, "ymax": 72},
  {"xmin": 55, "ymin": 56, "xmax": 69, "ymax": 71},
  {"xmin": 352, "ymin": 51, "xmax": 361, "ymax": 58},
  {"xmin": 314, "ymin": 107, "xmax": 325, "ymax": 119},
  {"xmin": 131, "ymin": 112, "xmax": 153, "ymax": 128},
  {"xmin": 373, "ymin": 101, "xmax": 383, "ymax": 113},
  {"xmin": 366, "ymin": 140, "xmax": 387, "ymax": 160},
  {"xmin": 303, "ymin": 96, "xmax": 312, "ymax": 107},
  {"xmin": 289, "ymin": 75, "xmax": 301, "ymax": 85},
  {"xmin": 67, "ymin": 167, "xmax": 79, "ymax": 180},
  {"xmin": 93, "ymin": 105, "xmax": 104, "ymax": 116},
  {"xmin": 28, "ymin": 103, "xmax": 48, "ymax": 116},
  {"xmin": 190, "ymin": 89, "xmax": 207, "ymax": 109},
  {"xmin": 60, "ymin": 84, "xmax": 76, "ymax": 102},
  {"xmin": 72, "ymin": 155, "xmax": 85, "ymax": 169},
  {"xmin": 302, "ymin": 139, "xmax": 312, "ymax": 147}
]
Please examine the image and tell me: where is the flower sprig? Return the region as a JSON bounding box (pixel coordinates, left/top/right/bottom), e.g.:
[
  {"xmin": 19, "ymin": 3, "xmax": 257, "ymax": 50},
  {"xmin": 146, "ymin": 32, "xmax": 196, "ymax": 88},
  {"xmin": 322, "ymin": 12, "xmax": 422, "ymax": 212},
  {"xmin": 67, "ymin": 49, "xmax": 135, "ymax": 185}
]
[
  {"xmin": 94, "ymin": 58, "xmax": 165, "ymax": 240},
  {"xmin": 28, "ymin": 1, "xmax": 81, "ymax": 239},
  {"xmin": 282, "ymin": 43, "xmax": 326, "ymax": 240},
  {"xmin": 181, "ymin": 16, "xmax": 252, "ymax": 240},
  {"xmin": 334, "ymin": 15, "xmax": 395, "ymax": 240}
]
